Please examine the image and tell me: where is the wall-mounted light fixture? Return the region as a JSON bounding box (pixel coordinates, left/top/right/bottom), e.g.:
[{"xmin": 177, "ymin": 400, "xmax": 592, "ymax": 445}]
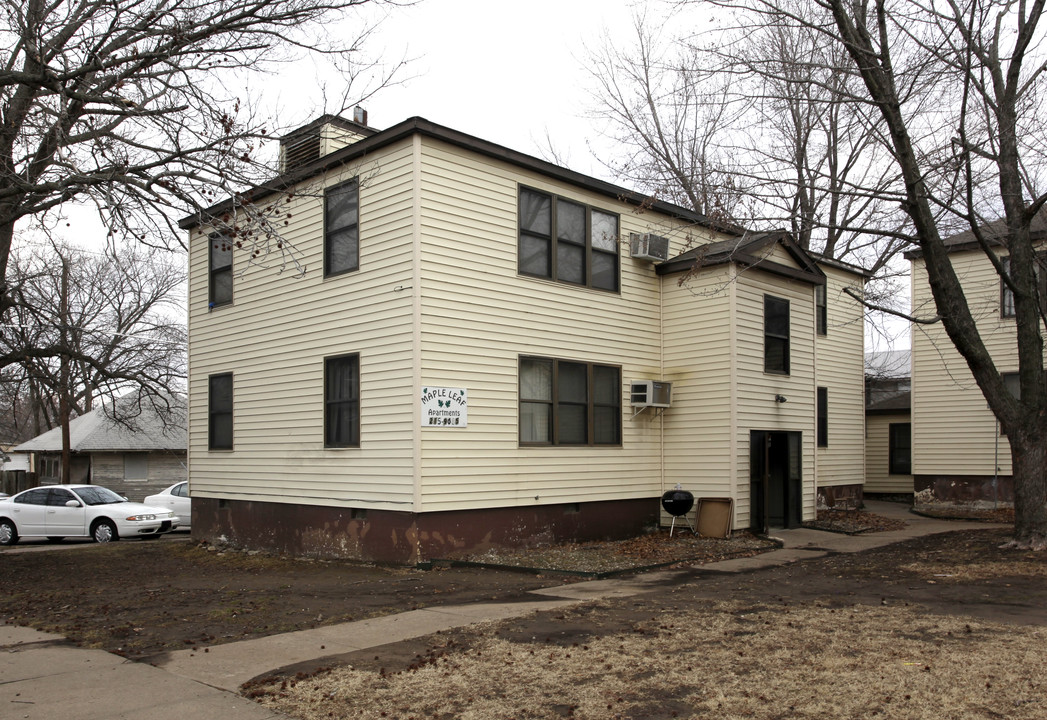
[{"xmin": 775, "ymin": 394, "xmax": 788, "ymax": 403}]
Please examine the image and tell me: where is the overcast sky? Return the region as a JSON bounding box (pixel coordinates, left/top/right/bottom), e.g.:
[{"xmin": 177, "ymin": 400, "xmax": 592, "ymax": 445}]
[{"xmin": 292, "ymin": 0, "xmax": 650, "ymax": 179}]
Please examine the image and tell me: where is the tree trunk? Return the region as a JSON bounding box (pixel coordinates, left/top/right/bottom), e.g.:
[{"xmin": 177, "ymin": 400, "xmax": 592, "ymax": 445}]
[{"xmin": 1008, "ymin": 426, "xmax": 1047, "ymax": 549}]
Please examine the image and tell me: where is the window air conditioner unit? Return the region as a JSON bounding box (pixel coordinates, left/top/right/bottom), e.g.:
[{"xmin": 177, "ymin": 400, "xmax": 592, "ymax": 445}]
[
  {"xmin": 629, "ymin": 233, "xmax": 670, "ymax": 262},
  {"xmin": 630, "ymin": 380, "xmax": 672, "ymax": 408}
]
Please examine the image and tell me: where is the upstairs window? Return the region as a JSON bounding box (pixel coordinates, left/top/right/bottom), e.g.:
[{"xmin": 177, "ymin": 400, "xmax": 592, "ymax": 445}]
[
  {"xmin": 817, "ymin": 387, "xmax": 828, "ymax": 447},
  {"xmin": 764, "ymin": 295, "xmax": 790, "ymax": 374},
  {"xmin": 518, "ymin": 187, "xmax": 619, "ymax": 292},
  {"xmin": 325, "ymin": 354, "xmax": 360, "ymax": 447},
  {"xmin": 208, "ymin": 373, "xmax": 233, "ymax": 450},
  {"xmin": 1000, "ymin": 253, "xmax": 1047, "ymax": 318},
  {"xmin": 815, "ymin": 284, "xmax": 827, "ymax": 335},
  {"xmin": 1001, "ymin": 256, "xmax": 1015, "ymax": 317},
  {"xmin": 519, "ymin": 356, "xmax": 621, "ymax": 446},
  {"xmin": 209, "ymin": 235, "xmax": 233, "ymax": 308},
  {"xmin": 325, "ymin": 178, "xmax": 360, "ymax": 277}
]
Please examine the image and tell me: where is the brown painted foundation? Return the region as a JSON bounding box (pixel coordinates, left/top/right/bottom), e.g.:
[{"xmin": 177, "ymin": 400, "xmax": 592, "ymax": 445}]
[
  {"xmin": 817, "ymin": 484, "xmax": 864, "ymax": 509},
  {"xmin": 914, "ymin": 475, "xmax": 1014, "ymax": 505},
  {"xmin": 192, "ymin": 497, "xmax": 661, "ymax": 565}
]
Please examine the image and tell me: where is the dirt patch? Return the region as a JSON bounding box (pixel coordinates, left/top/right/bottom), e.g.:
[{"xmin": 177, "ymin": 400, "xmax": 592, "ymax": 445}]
[
  {"xmin": 0, "ymin": 528, "xmax": 773, "ymax": 660},
  {"xmin": 247, "ymin": 528, "xmax": 1047, "ymax": 720}
]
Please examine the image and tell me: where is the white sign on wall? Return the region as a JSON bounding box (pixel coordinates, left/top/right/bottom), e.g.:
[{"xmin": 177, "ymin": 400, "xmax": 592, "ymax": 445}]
[{"xmin": 420, "ymin": 387, "xmax": 468, "ymax": 427}]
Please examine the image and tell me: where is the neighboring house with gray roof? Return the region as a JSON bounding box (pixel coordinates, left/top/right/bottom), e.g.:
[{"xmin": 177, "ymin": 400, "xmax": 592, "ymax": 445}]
[
  {"xmin": 864, "ymin": 351, "xmax": 912, "ymax": 495},
  {"xmin": 14, "ymin": 394, "xmax": 187, "ymax": 502}
]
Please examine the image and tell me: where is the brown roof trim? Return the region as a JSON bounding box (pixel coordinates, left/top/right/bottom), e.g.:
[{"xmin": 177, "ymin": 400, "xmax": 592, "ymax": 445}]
[
  {"xmin": 180, "ymin": 117, "xmax": 741, "ymax": 233},
  {"xmin": 658, "ymin": 230, "xmax": 826, "ymax": 285}
]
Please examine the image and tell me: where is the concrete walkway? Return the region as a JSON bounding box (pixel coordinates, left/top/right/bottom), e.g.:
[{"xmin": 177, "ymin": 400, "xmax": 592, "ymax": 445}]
[{"xmin": 1, "ymin": 501, "xmax": 1007, "ymax": 718}]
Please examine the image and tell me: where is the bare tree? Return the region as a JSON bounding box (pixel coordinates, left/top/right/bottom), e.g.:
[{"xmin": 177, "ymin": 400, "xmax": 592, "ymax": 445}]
[
  {"xmin": 1, "ymin": 241, "xmax": 186, "ymax": 428},
  {"xmin": 698, "ymin": 0, "xmax": 1047, "ymax": 548},
  {"xmin": 585, "ymin": 6, "xmax": 906, "ymax": 269},
  {"xmin": 0, "ymin": 0, "xmax": 401, "ymax": 312},
  {"xmin": 585, "ymin": 16, "xmax": 754, "ymax": 226}
]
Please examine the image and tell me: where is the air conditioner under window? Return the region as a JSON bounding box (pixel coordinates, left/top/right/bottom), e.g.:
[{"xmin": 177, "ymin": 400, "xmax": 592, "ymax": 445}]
[
  {"xmin": 630, "ymin": 380, "xmax": 672, "ymax": 408},
  {"xmin": 629, "ymin": 233, "xmax": 670, "ymax": 262}
]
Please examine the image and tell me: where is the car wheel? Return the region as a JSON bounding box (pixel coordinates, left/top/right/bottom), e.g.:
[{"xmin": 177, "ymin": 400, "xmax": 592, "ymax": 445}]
[
  {"xmin": 0, "ymin": 519, "xmax": 17, "ymax": 546},
  {"xmin": 91, "ymin": 519, "xmax": 118, "ymax": 543},
  {"xmin": 46, "ymin": 536, "xmax": 64, "ymax": 543}
]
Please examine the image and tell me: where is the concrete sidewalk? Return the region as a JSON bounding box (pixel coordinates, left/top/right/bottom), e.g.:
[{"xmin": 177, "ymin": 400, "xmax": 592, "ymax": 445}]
[{"xmin": 1, "ymin": 501, "xmax": 1007, "ymax": 717}]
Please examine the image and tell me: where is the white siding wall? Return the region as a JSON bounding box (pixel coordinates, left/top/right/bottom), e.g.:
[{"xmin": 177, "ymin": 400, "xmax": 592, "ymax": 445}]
[
  {"xmin": 865, "ymin": 412, "xmax": 913, "ymax": 493},
  {"xmin": 661, "ymin": 265, "xmax": 735, "ymax": 501},
  {"xmin": 734, "ymin": 270, "xmax": 818, "ymax": 526},
  {"xmin": 413, "ymin": 137, "xmax": 714, "ymax": 512},
  {"xmin": 188, "ymin": 139, "xmax": 419, "ymax": 511},
  {"xmin": 911, "ymin": 252, "xmax": 1023, "ymax": 476},
  {"xmin": 815, "ymin": 265, "xmax": 866, "ymax": 488}
]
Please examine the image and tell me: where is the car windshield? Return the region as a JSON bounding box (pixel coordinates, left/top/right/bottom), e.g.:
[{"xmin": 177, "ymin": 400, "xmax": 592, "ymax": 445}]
[{"xmin": 71, "ymin": 486, "xmax": 125, "ymax": 506}]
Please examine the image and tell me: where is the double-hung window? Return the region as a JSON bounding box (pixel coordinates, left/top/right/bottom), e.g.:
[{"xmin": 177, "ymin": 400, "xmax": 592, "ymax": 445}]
[
  {"xmin": 518, "ymin": 187, "xmax": 619, "ymax": 292},
  {"xmin": 209, "ymin": 234, "xmax": 233, "ymax": 308},
  {"xmin": 1001, "ymin": 253, "xmax": 1047, "ymax": 317},
  {"xmin": 325, "ymin": 178, "xmax": 360, "ymax": 277},
  {"xmin": 519, "ymin": 356, "xmax": 621, "ymax": 445},
  {"xmin": 815, "ymin": 284, "xmax": 827, "ymax": 335},
  {"xmin": 208, "ymin": 373, "xmax": 233, "ymax": 450},
  {"xmin": 764, "ymin": 295, "xmax": 790, "ymax": 374},
  {"xmin": 325, "ymin": 354, "xmax": 360, "ymax": 447}
]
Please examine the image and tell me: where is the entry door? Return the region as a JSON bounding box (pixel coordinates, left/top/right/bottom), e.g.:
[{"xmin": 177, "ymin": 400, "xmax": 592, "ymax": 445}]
[{"xmin": 750, "ymin": 430, "xmax": 803, "ymax": 532}]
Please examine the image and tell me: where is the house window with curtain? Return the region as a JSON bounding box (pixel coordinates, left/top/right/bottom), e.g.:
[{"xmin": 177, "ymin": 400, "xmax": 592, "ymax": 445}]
[
  {"xmin": 518, "ymin": 187, "xmax": 619, "ymax": 292},
  {"xmin": 325, "ymin": 178, "xmax": 360, "ymax": 277},
  {"xmin": 325, "ymin": 354, "xmax": 360, "ymax": 447},
  {"xmin": 208, "ymin": 373, "xmax": 233, "ymax": 450},
  {"xmin": 519, "ymin": 356, "xmax": 621, "ymax": 446},
  {"xmin": 124, "ymin": 453, "xmax": 149, "ymax": 480},
  {"xmin": 764, "ymin": 295, "xmax": 790, "ymax": 374},
  {"xmin": 209, "ymin": 234, "xmax": 233, "ymax": 308}
]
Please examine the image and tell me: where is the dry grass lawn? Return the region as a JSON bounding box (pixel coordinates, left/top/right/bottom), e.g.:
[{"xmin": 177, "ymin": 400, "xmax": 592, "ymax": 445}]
[{"xmin": 254, "ymin": 600, "xmax": 1046, "ymax": 719}]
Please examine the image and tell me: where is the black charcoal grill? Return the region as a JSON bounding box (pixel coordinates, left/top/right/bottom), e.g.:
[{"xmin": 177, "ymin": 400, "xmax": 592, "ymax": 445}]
[{"xmin": 661, "ymin": 488, "xmax": 696, "ymax": 536}]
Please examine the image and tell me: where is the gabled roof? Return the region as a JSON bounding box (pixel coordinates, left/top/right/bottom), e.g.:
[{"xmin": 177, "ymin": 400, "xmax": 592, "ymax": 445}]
[
  {"xmin": 180, "ymin": 116, "xmax": 742, "ymax": 237},
  {"xmin": 14, "ymin": 394, "xmax": 187, "ymax": 453},
  {"xmin": 904, "ymin": 209, "xmax": 1047, "ymax": 259},
  {"xmin": 656, "ymin": 229, "xmax": 826, "ymax": 285}
]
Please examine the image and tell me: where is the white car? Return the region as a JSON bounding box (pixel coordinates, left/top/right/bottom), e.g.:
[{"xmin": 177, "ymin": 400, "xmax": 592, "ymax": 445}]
[
  {"xmin": 0, "ymin": 484, "xmax": 180, "ymax": 545},
  {"xmin": 144, "ymin": 481, "xmax": 191, "ymax": 529}
]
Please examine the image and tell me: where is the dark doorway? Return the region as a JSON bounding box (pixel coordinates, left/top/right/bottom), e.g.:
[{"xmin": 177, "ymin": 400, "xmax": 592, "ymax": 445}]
[{"xmin": 750, "ymin": 430, "xmax": 802, "ymax": 533}]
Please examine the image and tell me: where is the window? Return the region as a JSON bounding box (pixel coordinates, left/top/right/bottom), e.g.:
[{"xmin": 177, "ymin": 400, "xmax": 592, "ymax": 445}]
[
  {"xmin": 817, "ymin": 387, "xmax": 828, "ymax": 447},
  {"xmin": 1000, "ymin": 253, "xmax": 1047, "ymax": 317},
  {"xmin": 888, "ymin": 422, "xmax": 911, "ymax": 475},
  {"xmin": 325, "ymin": 354, "xmax": 360, "ymax": 447},
  {"xmin": 519, "ymin": 356, "xmax": 621, "ymax": 445},
  {"xmin": 209, "ymin": 234, "xmax": 233, "ymax": 308},
  {"xmin": 815, "ymin": 284, "xmax": 827, "ymax": 335},
  {"xmin": 518, "ymin": 187, "xmax": 619, "ymax": 292},
  {"xmin": 325, "ymin": 179, "xmax": 360, "ymax": 277},
  {"xmin": 764, "ymin": 295, "xmax": 790, "ymax": 374},
  {"xmin": 124, "ymin": 453, "xmax": 149, "ymax": 480},
  {"xmin": 208, "ymin": 373, "xmax": 233, "ymax": 450}
]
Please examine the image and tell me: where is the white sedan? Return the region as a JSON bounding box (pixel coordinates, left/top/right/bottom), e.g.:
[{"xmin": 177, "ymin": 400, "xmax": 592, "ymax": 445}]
[
  {"xmin": 144, "ymin": 481, "xmax": 191, "ymax": 529},
  {"xmin": 0, "ymin": 484, "xmax": 180, "ymax": 545}
]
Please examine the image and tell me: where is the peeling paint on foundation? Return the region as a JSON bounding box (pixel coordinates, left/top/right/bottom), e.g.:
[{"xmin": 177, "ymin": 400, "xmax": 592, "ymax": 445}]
[{"xmin": 192, "ymin": 497, "xmax": 660, "ymax": 564}]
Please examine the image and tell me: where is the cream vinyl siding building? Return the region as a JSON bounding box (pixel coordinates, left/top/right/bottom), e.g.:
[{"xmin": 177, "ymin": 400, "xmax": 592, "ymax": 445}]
[
  {"xmin": 865, "ymin": 412, "xmax": 913, "ymax": 494},
  {"xmin": 184, "ymin": 115, "xmax": 867, "ymax": 562},
  {"xmin": 908, "ymin": 235, "xmax": 1039, "ymax": 503},
  {"xmin": 814, "ymin": 262, "xmax": 868, "ymax": 504}
]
